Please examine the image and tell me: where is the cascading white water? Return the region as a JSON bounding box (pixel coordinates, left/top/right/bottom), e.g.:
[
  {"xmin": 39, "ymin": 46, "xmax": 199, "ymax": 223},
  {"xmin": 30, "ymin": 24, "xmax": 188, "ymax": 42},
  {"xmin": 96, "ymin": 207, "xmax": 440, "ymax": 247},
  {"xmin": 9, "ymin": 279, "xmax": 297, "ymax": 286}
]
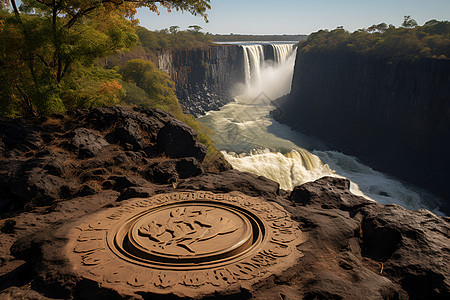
[
  {"xmin": 239, "ymin": 43, "xmax": 296, "ymax": 100},
  {"xmin": 199, "ymin": 42, "xmax": 445, "ymax": 216},
  {"xmin": 242, "ymin": 45, "xmax": 265, "ymax": 89},
  {"xmin": 272, "ymin": 44, "xmax": 294, "ymax": 63}
]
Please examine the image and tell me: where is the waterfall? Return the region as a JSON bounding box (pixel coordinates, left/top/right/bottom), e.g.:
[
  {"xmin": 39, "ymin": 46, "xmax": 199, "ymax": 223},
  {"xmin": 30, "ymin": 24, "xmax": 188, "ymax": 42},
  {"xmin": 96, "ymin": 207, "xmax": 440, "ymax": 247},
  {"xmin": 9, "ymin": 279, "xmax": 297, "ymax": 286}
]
[
  {"xmin": 272, "ymin": 44, "xmax": 294, "ymax": 63},
  {"xmin": 242, "ymin": 45, "xmax": 265, "ymax": 88},
  {"xmin": 222, "ymin": 149, "xmax": 335, "ymax": 191},
  {"xmin": 240, "ymin": 43, "xmax": 296, "ymax": 100}
]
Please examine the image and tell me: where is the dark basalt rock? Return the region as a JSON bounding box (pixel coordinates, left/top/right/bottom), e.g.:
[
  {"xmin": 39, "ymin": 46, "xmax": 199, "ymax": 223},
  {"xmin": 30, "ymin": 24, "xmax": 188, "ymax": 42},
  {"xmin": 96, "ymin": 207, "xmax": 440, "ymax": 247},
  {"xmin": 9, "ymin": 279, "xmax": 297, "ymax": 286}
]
[
  {"xmin": 116, "ymin": 186, "xmax": 155, "ymax": 201},
  {"xmin": 145, "ymin": 157, "xmax": 204, "ymax": 184},
  {"xmin": 157, "ymin": 120, "xmax": 207, "ymax": 162},
  {"xmin": 177, "ymin": 170, "xmax": 280, "ymax": 199},
  {"xmin": 284, "ymin": 176, "xmax": 450, "ymax": 300},
  {"xmin": 8, "ymin": 166, "xmax": 65, "ymax": 206},
  {"xmin": 145, "ymin": 160, "xmax": 178, "ymax": 184},
  {"xmin": 67, "ymin": 128, "xmax": 109, "ymax": 158},
  {"xmin": 107, "ymin": 175, "xmax": 151, "ymax": 192},
  {"xmin": 175, "ymin": 157, "xmax": 203, "ymax": 179},
  {"xmin": 0, "ymin": 106, "xmax": 219, "ymax": 212},
  {"xmin": 85, "ymin": 107, "xmax": 169, "ymax": 142},
  {"xmin": 76, "ymin": 183, "xmax": 99, "ymax": 197},
  {"xmin": 0, "ymin": 107, "xmax": 448, "ymax": 299},
  {"xmin": 290, "ymin": 176, "xmax": 368, "ymax": 210},
  {"xmin": 5, "ymin": 176, "xmax": 449, "ymax": 299},
  {"xmin": 0, "ymin": 121, "xmax": 43, "ymax": 156},
  {"xmin": 273, "ymin": 51, "xmax": 450, "ymax": 214},
  {"xmin": 106, "ymin": 118, "xmax": 145, "ymax": 151},
  {"xmin": 40, "ymin": 156, "xmax": 67, "ymax": 177}
]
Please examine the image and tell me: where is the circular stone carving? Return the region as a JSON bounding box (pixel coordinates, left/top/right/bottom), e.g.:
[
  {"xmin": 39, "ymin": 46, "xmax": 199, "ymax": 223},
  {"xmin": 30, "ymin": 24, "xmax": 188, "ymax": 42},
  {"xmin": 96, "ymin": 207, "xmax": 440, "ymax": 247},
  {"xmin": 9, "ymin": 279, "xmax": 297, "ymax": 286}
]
[{"xmin": 67, "ymin": 192, "xmax": 303, "ymax": 298}]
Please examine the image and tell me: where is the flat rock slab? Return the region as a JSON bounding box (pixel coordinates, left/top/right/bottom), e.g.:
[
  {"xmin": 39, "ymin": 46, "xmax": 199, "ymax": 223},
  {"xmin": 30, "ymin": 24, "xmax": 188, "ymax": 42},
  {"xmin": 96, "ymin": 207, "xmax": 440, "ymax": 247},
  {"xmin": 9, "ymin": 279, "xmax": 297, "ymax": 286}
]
[{"xmin": 14, "ymin": 192, "xmax": 304, "ymax": 299}]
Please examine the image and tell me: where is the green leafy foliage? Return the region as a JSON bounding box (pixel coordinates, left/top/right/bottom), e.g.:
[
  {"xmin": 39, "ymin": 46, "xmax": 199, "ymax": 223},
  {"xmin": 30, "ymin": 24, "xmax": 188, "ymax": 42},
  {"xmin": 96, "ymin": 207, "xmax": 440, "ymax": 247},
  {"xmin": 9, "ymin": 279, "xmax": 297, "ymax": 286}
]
[
  {"xmin": 298, "ymin": 19, "xmax": 450, "ymax": 60},
  {"xmin": 0, "ymin": 4, "xmax": 137, "ymax": 116},
  {"xmin": 119, "ymin": 59, "xmax": 214, "ymax": 150},
  {"xmin": 1, "ymin": 0, "xmax": 219, "ymax": 161},
  {"xmin": 136, "ymin": 26, "xmax": 212, "ymax": 51},
  {"xmin": 0, "ymin": 0, "xmax": 211, "ymax": 117},
  {"xmin": 120, "ymin": 59, "xmax": 182, "ymax": 114}
]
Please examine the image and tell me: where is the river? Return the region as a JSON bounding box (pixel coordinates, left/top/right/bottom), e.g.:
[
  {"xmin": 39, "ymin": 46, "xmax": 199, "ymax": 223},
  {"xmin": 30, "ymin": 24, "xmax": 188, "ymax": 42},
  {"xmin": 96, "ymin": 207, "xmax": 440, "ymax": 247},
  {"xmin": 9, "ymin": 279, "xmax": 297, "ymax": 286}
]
[{"xmin": 199, "ymin": 42, "xmax": 444, "ymax": 215}]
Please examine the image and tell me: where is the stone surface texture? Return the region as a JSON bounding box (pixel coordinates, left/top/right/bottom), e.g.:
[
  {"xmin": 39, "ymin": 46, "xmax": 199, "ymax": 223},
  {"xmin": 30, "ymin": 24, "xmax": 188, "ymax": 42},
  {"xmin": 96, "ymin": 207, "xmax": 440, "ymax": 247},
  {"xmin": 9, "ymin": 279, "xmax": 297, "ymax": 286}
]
[{"xmin": 0, "ymin": 107, "xmax": 449, "ymax": 300}]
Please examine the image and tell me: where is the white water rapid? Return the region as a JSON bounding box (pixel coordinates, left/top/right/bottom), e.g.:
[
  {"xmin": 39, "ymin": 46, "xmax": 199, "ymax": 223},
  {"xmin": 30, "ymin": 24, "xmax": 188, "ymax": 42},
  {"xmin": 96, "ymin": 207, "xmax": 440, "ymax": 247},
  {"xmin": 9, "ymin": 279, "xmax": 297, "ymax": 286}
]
[{"xmin": 199, "ymin": 42, "xmax": 444, "ymax": 215}]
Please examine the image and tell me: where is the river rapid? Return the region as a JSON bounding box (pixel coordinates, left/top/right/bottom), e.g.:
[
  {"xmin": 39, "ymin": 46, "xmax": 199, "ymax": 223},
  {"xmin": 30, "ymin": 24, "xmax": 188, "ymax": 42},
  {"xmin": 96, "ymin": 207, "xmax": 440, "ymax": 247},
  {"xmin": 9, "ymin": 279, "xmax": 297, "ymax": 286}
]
[{"xmin": 199, "ymin": 42, "xmax": 445, "ymax": 215}]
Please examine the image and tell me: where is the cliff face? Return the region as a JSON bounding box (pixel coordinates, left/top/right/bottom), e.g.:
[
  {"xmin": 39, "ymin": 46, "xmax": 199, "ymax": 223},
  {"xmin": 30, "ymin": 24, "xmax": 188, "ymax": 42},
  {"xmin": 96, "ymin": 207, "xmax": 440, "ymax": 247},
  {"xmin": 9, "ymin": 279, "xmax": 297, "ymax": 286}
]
[
  {"xmin": 272, "ymin": 51, "xmax": 450, "ymax": 211},
  {"xmin": 159, "ymin": 45, "xmax": 245, "ymax": 116}
]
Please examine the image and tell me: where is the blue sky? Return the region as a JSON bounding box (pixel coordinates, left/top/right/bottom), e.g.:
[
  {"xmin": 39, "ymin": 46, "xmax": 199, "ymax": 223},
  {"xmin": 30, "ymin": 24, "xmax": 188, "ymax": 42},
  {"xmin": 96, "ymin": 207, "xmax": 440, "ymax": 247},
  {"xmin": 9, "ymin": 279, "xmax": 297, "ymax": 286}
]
[{"xmin": 136, "ymin": 0, "xmax": 450, "ymax": 34}]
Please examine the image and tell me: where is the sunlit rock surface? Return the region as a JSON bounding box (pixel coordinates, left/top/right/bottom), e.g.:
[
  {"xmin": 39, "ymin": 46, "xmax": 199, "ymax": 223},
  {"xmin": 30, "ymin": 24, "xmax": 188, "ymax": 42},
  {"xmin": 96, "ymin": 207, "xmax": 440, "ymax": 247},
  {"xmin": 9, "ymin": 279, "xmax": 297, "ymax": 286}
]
[{"xmin": 0, "ymin": 107, "xmax": 448, "ymax": 299}]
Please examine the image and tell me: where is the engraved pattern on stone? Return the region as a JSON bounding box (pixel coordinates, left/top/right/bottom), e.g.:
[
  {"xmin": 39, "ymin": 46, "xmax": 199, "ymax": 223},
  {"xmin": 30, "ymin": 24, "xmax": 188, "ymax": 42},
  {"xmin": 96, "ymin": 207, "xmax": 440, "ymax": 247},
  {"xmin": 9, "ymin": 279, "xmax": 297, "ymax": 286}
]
[{"xmin": 66, "ymin": 192, "xmax": 303, "ymax": 298}]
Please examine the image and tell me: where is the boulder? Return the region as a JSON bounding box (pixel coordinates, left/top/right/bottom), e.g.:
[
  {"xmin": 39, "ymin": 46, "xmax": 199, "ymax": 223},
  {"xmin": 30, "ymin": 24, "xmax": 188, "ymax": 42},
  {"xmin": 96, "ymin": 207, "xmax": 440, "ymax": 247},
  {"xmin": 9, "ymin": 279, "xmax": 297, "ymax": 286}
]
[
  {"xmin": 285, "ymin": 176, "xmax": 450, "ymax": 299},
  {"xmin": 67, "ymin": 128, "xmax": 109, "ymax": 158},
  {"xmin": 175, "ymin": 157, "xmax": 203, "ymax": 179},
  {"xmin": 9, "ymin": 167, "xmax": 65, "ymax": 206},
  {"xmin": 107, "ymin": 118, "xmax": 145, "ymax": 150},
  {"xmin": 157, "ymin": 120, "xmax": 207, "ymax": 162},
  {"xmin": 0, "ymin": 121, "xmax": 42, "ymax": 155},
  {"xmin": 290, "ymin": 176, "xmax": 370, "ymax": 210},
  {"xmin": 145, "ymin": 158, "xmax": 203, "ymax": 184},
  {"xmin": 85, "ymin": 107, "xmax": 169, "ymax": 143},
  {"xmin": 145, "ymin": 160, "xmax": 178, "ymax": 184}
]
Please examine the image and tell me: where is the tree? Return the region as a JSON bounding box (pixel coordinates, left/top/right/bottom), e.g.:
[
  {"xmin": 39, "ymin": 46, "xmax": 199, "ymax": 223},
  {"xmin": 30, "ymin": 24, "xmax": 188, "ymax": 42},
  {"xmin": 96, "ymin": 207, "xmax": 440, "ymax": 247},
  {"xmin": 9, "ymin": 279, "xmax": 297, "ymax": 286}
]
[
  {"xmin": 424, "ymin": 19, "xmax": 440, "ymax": 26},
  {"xmin": 376, "ymin": 23, "xmax": 388, "ymax": 32},
  {"xmin": 368, "ymin": 23, "xmax": 388, "ymax": 33},
  {"xmin": 367, "ymin": 25, "xmax": 377, "ymax": 33},
  {"xmin": 188, "ymin": 25, "xmax": 202, "ymax": 33},
  {"xmin": 169, "ymin": 25, "xmax": 180, "ymax": 34},
  {"xmin": 402, "ymin": 15, "xmax": 418, "ymax": 28},
  {"xmin": 1, "ymin": 0, "xmax": 211, "ymax": 116},
  {"xmin": 119, "ymin": 59, "xmax": 182, "ymax": 114}
]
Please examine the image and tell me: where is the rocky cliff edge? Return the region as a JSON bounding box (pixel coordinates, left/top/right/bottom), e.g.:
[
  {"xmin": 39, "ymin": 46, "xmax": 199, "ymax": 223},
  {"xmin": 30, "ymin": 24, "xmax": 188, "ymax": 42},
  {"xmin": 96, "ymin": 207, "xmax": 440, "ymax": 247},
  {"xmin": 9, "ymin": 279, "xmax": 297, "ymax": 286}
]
[{"xmin": 0, "ymin": 107, "xmax": 448, "ymax": 299}]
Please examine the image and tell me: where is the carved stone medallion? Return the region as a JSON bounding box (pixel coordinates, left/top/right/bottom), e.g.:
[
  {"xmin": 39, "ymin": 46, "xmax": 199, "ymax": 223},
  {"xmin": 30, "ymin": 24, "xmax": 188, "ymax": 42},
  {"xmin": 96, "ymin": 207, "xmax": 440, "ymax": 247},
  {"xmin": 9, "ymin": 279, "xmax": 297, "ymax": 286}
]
[{"xmin": 67, "ymin": 192, "xmax": 303, "ymax": 298}]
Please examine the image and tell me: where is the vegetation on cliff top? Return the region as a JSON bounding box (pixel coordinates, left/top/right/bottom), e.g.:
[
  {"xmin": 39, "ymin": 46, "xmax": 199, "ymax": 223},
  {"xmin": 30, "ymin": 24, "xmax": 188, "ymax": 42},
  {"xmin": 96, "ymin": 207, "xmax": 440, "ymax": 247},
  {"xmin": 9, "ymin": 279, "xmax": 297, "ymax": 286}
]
[
  {"xmin": 118, "ymin": 59, "xmax": 215, "ymax": 153},
  {"xmin": 137, "ymin": 26, "xmax": 212, "ymax": 51},
  {"xmin": 0, "ymin": 0, "xmax": 222, "ymax": 163},
  {"xmin": 298, "ymin": 17, "xmax": 450, "ymax": 60},
  {"xmin": 0, "ymin": 0, "xmax": 211, "ymax": 117},
  {"xmin": 209, "ymin": 34, "xmax": 307, "ymax": 42}
]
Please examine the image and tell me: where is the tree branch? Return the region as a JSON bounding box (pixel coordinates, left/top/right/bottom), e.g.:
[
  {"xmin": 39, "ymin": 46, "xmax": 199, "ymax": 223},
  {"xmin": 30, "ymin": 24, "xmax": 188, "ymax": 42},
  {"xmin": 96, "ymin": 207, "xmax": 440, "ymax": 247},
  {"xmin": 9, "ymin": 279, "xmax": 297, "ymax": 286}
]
[{"xmin": 11, "ymin": 0, "xmax": 20, "ymax": 16}]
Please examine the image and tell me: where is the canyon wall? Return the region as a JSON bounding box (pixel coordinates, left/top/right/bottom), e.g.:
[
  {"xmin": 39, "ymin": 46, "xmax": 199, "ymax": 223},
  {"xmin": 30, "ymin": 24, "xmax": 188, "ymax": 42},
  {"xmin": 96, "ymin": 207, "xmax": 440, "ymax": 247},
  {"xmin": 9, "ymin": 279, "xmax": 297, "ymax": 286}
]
[
  {"xmin": 101, "ymin": 44, "xmax": 282, "ymax": 117},
  {"xmin": 99, "ymin": 45, "xmax": 246, "ymax": 117},
  {"xmin": 159, "ymin": 45, "xmax": 245, "ymax": 116},
  {"xmin": 272, "ymin": 51, "xmax": 450, "ymax": 210}
]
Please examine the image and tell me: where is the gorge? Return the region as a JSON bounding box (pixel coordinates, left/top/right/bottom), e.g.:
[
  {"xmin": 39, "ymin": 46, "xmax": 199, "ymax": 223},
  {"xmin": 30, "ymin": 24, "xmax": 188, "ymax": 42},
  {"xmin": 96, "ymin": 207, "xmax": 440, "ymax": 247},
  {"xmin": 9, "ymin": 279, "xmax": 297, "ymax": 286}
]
[{"xmin": 161, "ymin": 42, "xmax": 447, "ymax": 215}]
